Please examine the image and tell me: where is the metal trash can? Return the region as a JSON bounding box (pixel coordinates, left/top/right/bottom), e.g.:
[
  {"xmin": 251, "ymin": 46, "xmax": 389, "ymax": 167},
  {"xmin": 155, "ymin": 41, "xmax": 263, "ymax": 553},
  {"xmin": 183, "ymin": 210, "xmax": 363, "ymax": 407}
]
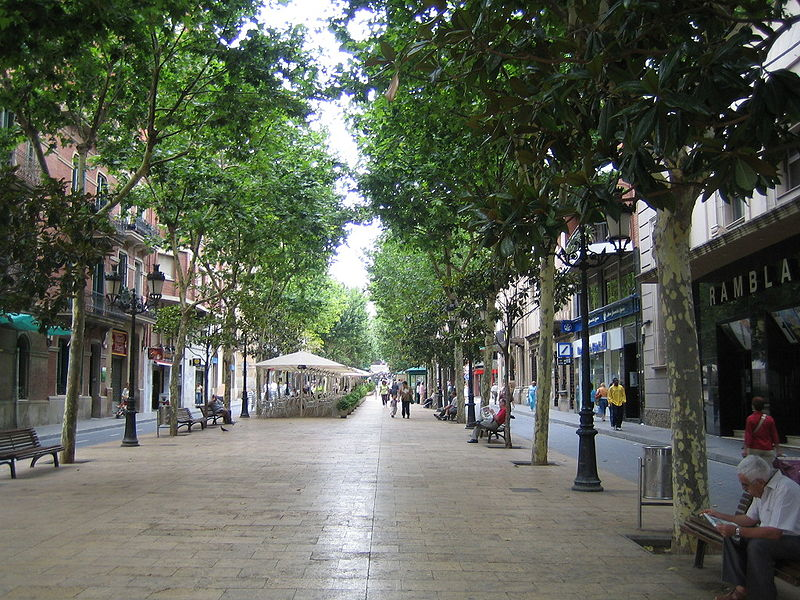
[{"xmin": 642, "ymin": 445, "xmax": 672, "ymax": 500}]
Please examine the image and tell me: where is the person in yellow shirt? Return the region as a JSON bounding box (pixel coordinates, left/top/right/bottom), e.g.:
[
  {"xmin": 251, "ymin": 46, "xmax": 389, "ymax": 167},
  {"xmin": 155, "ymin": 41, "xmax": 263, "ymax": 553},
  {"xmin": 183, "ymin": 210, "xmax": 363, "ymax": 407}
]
[{"xmin": 608, "ymin": 377, "xmax": 626, "ymax": 431}]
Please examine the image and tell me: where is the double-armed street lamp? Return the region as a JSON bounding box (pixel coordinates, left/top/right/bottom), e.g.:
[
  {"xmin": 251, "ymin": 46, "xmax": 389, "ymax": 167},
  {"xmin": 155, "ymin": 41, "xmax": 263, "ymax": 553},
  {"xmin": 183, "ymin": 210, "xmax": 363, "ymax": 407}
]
[
  {"xmin": 105, "ymin": 264, "xmax": 165, "ymax": 447},
  {"xmin": 557, "ymin": 212, "xmax": 631, "ymax": 492}
]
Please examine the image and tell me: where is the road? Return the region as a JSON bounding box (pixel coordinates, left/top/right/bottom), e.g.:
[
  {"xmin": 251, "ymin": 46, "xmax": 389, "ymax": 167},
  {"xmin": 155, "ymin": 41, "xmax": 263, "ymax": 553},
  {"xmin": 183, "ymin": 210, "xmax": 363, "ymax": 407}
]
[{"xmin": 511, "ymin": 411, "xmax": 743, "ymax": 509}]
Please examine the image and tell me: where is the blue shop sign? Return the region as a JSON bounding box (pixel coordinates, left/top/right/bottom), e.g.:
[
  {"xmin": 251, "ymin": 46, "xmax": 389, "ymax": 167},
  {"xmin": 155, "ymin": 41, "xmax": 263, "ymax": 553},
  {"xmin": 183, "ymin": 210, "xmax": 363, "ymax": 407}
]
[{"xmin": 561, "ymin": 294, "xmax": 639, "ymax": 333}]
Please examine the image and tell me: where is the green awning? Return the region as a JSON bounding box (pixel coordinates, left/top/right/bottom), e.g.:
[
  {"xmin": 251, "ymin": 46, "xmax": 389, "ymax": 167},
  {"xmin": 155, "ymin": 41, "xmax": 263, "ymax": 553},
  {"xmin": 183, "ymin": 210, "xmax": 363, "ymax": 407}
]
[
  {"xmin": 1, "ymin": 313, "xmax": 71, "ymax": 335},
  {"xmin": 405, "ymin": 367, "xmax": 427, "ymax": 375}
]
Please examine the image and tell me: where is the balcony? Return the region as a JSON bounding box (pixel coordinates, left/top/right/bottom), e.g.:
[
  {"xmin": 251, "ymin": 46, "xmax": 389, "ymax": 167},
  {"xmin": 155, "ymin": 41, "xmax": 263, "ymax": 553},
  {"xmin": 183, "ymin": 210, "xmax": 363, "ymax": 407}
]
[{"xmin": 112, "ymin": 216, "xmax": 162, "ymax": 241}]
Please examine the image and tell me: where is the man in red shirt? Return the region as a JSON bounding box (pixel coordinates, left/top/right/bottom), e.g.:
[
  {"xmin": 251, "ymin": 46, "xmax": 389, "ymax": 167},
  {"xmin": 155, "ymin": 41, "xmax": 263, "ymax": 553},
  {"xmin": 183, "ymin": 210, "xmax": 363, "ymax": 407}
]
[
  {"xmin": 744, "ymin": 396, "xmax": 780, "ymax": 463},
  {"xmin": 467, "ymin": 399, "xmax": 507, "ymax": 443}
]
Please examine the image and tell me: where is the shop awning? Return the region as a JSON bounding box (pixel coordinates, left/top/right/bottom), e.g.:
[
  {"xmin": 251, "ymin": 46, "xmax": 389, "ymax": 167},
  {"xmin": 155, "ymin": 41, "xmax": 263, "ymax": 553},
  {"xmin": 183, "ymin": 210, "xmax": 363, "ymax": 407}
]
[{"xmin": 0, "ymin": 313, "xmax": 71, "ymax": 335}]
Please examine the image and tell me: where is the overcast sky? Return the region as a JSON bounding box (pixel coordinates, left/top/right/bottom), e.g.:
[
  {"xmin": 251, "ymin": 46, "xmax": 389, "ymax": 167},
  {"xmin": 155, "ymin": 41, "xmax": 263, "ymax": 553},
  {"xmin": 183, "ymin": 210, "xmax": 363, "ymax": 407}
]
[{"xmin": 259, "ymin": 0, "xmax": 381, "ymax": 291}]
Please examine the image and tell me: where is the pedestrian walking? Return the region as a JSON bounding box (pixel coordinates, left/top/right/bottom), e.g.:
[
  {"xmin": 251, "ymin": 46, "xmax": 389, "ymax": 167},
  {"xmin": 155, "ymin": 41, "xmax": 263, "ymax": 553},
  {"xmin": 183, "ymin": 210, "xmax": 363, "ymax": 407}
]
[
  {"xmin": 389, "ymin": 382, "xmax": 398, "ymax": 418},
  {"xmin": 528, "ymin": 381, "xmax": 537, "ymax": 413},
  {"xmin": 379, "ymin": 380, "xmax": 389, "ymax": 406},
  {"xmin": 595, "ymin": 382, "xmax": 609, "ymax": 422},
  {"xmin": 608, "ymin": 377, "xmax": 626, "ymax": 430},
  {"xmin": 418, "ymin": 381, "xmax": 426, "ymax": 405},
  {"xmin": 400, "ymin": 381, "xmax": 413, "ymax": 418},
  {"xmin": 743, "ymin": 396, "xmax": 780, "ymax": 463}
]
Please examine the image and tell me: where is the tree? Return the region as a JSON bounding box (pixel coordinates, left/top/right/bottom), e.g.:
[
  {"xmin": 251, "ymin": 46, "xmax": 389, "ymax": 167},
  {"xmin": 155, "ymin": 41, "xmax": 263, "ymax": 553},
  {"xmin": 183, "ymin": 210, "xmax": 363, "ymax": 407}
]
[
  {"xmin": 359, "ymin": 0, "xmax": 800, "ymax": 547},
  {"xmin": 1, "ymin": 1, "xmax": 325, "ymax": 459},
  {"xmin": 318, "ymin": 285, "xmax": 374, "ymax": 369}
]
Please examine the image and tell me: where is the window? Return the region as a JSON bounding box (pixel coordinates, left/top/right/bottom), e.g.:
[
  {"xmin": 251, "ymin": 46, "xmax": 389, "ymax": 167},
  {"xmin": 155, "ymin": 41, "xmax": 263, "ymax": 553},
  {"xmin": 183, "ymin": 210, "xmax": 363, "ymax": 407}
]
[
  {"xmin": 0, "ymin": 108, "xmax": 14, "ymax": 129},
  {"xmin": 118, "ymin": 252, "xmax": 128, "ymax": 289},
  {"xmin": 16, "ymin": 336, "xmax": 30, "ymax": 399},
  {"xmin": 134, "ymin": 260, "xmax": 143, "ymax": 296},
  {"xmin": 787, "ymin": 151, "xmax": 800, "ymax": 191},
  {"xmin": 71, "ymin": 154, "xmax": 85, "ymax": 193},
  {"xmin": 57, "ymin": 339, "xmax": 69, "ymax": 395},
  {"xmin": 96, "ymin": 172, "xmax": 108, "ymax": 210}
]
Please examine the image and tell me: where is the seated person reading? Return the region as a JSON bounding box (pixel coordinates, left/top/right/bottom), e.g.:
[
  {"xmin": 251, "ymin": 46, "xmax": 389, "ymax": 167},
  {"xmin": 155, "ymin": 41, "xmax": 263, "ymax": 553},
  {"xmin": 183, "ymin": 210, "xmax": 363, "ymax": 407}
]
[
  {"xmin": 702, "ymin": 454, "xmax": 800, "ymax": 600},
  {"xmin": 467, "ymin": 399, "xmax": 507, "ymax": 443}
]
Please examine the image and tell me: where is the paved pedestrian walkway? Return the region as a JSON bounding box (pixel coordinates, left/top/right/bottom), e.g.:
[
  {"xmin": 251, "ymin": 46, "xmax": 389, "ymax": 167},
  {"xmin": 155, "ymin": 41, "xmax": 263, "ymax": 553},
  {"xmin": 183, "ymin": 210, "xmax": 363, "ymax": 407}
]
[{"xmin": 1, "ymin": 398, "xmax": 798, "ymax": 600}]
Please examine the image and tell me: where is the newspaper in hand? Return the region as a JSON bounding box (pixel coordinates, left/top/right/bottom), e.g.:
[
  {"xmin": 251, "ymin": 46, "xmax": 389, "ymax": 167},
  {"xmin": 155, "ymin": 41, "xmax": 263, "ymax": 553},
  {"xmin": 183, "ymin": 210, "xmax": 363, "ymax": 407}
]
[{"xmin": 703, "ymin": 513, "xmax": 737, "ymax": 528}]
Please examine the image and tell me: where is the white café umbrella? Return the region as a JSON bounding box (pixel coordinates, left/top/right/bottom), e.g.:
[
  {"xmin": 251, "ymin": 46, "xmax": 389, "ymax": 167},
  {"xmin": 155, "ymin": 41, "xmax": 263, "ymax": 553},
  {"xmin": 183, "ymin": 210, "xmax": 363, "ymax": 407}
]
[{"xmin": 254, "ymin": 350, "xmax": 351, "ymax": 375}]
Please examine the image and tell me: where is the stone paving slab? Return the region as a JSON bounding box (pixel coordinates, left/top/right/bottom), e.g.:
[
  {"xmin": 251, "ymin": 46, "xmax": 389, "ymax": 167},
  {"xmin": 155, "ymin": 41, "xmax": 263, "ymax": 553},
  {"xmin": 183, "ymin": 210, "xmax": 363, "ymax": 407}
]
[{"xmin": 1, "ymin": 398, "xmax": 799, "ymax": 600}]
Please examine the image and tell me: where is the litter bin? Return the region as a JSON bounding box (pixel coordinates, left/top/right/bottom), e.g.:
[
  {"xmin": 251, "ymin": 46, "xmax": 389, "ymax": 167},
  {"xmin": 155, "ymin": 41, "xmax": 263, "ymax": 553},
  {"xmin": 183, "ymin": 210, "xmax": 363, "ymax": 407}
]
[{"xmin": 642, "ymin": 445, "xmax": 672, "ymax": 500}]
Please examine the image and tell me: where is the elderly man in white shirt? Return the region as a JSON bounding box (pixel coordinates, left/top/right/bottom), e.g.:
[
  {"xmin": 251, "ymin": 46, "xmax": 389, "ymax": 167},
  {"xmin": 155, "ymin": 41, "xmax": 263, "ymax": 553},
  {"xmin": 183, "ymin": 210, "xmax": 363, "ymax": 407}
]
[{"xmin": 703, "ymin": 454, "xmax": 800, "ymax": 600}]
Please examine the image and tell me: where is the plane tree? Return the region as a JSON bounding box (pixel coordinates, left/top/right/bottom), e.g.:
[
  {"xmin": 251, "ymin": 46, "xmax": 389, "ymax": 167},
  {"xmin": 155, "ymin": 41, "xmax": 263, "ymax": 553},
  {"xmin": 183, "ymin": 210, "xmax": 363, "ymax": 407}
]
[{"xmin": 359, "ymin": 0, "xmax": 800, "ymax": 546}]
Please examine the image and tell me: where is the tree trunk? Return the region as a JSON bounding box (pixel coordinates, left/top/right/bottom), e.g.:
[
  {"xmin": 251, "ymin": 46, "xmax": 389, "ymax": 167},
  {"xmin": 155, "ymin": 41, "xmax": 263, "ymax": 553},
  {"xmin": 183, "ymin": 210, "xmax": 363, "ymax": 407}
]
[
  {"xmin": 502, "ymin": 345, "xmax": 513, "ymax": 448},
  {"xmin": 61, "ymin": 285, "xmax": 87, "ymax": 463},
  {"xmin": 454, "ymin": 338, "xmax": 465, "ymax": 423},
  {"xmin": 533, "ymin": 251, "xmax": 556, "ymax": 465},
  {"xmin": 653, "ymin": 196, "xmax": 709, "ymax": 552},
  {"xmin": 480, "ymin": 295, "xmax": 495, "ymax": 407},
  {"xmin": 169, "ymin": 309, "xmax": 189, "ymax": 436}
]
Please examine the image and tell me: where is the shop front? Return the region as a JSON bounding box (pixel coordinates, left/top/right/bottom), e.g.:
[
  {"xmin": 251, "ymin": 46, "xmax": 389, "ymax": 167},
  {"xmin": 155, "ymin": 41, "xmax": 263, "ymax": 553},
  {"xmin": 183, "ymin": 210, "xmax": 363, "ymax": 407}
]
[
  {"xmin": 696, "ymin": 237, "xmax": 800, "ymax": 441},
  {"xmin": 562, "ymin": 294, "xmax": 641, "ymax": 419}
]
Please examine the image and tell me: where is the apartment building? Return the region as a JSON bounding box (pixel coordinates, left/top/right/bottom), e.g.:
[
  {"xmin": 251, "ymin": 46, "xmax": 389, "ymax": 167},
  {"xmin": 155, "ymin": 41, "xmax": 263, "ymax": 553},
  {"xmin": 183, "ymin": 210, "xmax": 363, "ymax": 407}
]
[{"xmin": 0, "ymin": 124, "xmax": 222, "ymax": 429}]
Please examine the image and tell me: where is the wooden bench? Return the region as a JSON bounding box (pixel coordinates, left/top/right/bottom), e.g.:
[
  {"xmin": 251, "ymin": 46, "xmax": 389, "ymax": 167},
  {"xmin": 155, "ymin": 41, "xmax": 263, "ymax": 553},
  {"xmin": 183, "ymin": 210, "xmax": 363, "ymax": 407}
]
[
  {"xmin": 199, "ymin": 405, "xmax": 225, "ymax": 426},
  {"xmin": 680, "ymin": 488, "xmax": 800, "ymax": 586},
  {"xmin": 0, "ymin": 428, "xmax": 64, "ymax": 479},
  {"xmin": 176, "ymin": 407, "xmax": 205, "ymax": 432}
]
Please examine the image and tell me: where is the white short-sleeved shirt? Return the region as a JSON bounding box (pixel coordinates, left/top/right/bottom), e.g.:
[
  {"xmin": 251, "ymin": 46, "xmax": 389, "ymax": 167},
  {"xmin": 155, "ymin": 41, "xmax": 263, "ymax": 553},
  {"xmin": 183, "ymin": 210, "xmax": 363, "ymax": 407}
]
[{"xmin": 746, "ymin": 471, "xmax": 800, "ymax": 535}]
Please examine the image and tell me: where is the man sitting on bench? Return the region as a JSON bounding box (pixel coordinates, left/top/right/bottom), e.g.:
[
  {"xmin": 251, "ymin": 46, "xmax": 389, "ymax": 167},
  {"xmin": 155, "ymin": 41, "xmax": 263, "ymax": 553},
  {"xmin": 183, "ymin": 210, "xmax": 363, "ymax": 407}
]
[
  {"xmin": 467, "ymin": 399, "xmax": 507, "ymax": 443},
  {"xmin": 702, "ymin": 454, "xmax": 800, "ymax": 600},
  {"xmin": 207, "ymin": 396, "xmax": 234, "ymax": 427},
  {"xmin": 434, "ymin": 394, "xmax": 457, "ymax": 420}
]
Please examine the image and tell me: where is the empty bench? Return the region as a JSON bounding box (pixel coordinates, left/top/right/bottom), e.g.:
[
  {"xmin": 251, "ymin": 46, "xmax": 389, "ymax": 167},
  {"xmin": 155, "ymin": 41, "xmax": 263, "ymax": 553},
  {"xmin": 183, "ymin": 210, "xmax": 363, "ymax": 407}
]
[{"xmin": 0, "ymin": 428, "xmax": 64, "ymax": 479}]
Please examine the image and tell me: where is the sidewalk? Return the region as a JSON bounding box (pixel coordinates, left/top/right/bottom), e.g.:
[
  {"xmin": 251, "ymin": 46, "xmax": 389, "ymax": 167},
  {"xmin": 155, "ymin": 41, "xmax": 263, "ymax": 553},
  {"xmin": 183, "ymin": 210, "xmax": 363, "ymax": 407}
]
[{"xmin": 5, "ymin": 396, "xmax": 798, "ymax": 600}]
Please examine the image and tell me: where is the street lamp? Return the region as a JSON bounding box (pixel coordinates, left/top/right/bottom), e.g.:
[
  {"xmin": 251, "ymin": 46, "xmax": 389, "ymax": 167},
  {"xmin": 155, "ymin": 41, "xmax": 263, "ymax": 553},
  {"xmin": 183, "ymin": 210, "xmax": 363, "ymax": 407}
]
[
  {"xmin": 240, "ymin": 332, "xmax": 250, "ymax": 419},
  {"xmin": 105, "ymin": 264, "xmax": 165, "ymax": 447},
  {"xmin": 557, "ymin": 212, "xmax": 631, "ymax": 492}
]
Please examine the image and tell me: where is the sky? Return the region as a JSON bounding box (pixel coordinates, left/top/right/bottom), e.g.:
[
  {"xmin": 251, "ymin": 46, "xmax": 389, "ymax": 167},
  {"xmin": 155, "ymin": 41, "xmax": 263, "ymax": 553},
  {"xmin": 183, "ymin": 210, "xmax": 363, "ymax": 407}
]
[{"xmin": 259, "ymin": 0, "xmax": 381, "ymax": 291}]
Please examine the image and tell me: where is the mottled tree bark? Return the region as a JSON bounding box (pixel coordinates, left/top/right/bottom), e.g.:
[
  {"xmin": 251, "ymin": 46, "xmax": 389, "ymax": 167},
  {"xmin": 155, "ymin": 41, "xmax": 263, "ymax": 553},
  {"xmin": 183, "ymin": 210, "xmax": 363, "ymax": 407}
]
[
  {"xmin": 168, "ymin": 311, "xmax": 188, "ymax": 436},
  {"xmin": 61, "ymin": 285, "xmax": 87, "ymax": 464},
  {"xmin": 454, "ymin": 338, "xmax": 465, "ymax": 423},
  {"xmin": 480, "ymin": 295, "xmax": 495, "ymax": 408},
  {"xmin": 653, "ymin": 193, "xmax": 709, "ymax": 552},
  {"xmin": 533, "ymin": 251, "xmax": 556, "ymax": 465}
]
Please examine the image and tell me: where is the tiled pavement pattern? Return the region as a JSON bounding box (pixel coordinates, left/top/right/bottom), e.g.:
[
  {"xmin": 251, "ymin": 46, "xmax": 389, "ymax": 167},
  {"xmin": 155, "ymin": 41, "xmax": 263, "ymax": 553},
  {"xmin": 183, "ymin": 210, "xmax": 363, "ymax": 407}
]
[{"xmin": 1, "ymin": 397, "xmax": 797, "ymax": 600}]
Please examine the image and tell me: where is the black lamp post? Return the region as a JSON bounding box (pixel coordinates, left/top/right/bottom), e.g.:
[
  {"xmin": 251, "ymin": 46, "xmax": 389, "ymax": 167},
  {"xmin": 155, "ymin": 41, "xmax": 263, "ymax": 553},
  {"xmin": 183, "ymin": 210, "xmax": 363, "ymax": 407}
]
[
  {"xmin": 240, "ymin": 333, "xmax": 250, "ymax": 419},
  {"xmin": 106, "ymin": 264, "xmax": 165, "ymax": 447},
  {"xmin": 466, "ymin": 355, "xmax": 476, "ymax": 427},
  {"xmin": 557, "ymin": 215, "xmax": 630, "ymax": 492}
]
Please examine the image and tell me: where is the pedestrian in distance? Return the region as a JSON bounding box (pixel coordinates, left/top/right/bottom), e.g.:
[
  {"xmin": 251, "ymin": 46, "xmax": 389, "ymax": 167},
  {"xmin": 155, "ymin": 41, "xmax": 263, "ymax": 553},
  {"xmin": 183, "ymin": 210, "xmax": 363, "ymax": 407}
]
[
  {"xmin": 608, "ymin": 377, "xmax": 626, "ymax": 430},
  {"xmin": 595, "ymin": 382, "xmax": 609, "ymax": 422},
  {"xmin": 379, "ymin": 380, "xmax": 389, "ymax": 406},
  {"xmin": 743, "ymin": 396, "xmax": 781, "ymax": 463},
  {"xmin": 389, "ymin": 385, "xmax": 398, "ymax": 418},
  {"xmin": 418, "ymin": 381, "xmax": 426, "ymax": 405},
  {"xmin": 702, "ymin": 455, "xmax": 800, "ymax": 600},
  {"xmin": 528, "ymin": 381, "xmax": 537, "ymax": 413},
  {"xmin": 399, "ymin": 381, "xmax": 413, "ymax": 418}
]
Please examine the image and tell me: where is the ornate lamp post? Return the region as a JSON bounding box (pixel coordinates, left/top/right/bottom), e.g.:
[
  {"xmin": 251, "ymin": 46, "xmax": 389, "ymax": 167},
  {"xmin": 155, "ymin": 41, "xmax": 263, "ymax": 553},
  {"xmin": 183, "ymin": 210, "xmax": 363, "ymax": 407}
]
[
  {"xmin": 557, "ymin": 213, "xmax": 631, "ymax": 492},
  {"xmin": 105, "ymin": 264, "xmax": 165, "ymax": 447},
  {"xmin": 240, "ymin": 332, "xmax": 250, "ymax": 419}
]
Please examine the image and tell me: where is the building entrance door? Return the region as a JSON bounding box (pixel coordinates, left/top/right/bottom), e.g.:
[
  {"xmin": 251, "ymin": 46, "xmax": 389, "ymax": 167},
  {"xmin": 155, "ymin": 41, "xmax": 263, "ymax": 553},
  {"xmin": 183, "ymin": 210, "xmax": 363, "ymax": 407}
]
[
  {"xmin": 717, "ymin": 318, "xmax": 753, "ymax": 437},
  {"xmin": 623, "ymin": 342, "xmax": 640, "ymax": 419}
]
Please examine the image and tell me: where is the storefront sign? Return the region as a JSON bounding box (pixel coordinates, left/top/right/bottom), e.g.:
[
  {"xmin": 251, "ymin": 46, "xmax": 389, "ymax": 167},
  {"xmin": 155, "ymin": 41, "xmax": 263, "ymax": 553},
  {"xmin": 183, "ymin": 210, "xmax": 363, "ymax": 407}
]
[
  {"xmin": 111, "ymin": 329, "xmax": 128, "ymax": 357},
  {"xmin": 561, "ymin": 295, "xmax": 639, "ymax": 333},
  {"xmin": 148, "ymin": 347, "xmax": 163, "ymax": 361},
  {"xmin": 708, "ymin": 257, "xmax": 795, "ymax": 306}
]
